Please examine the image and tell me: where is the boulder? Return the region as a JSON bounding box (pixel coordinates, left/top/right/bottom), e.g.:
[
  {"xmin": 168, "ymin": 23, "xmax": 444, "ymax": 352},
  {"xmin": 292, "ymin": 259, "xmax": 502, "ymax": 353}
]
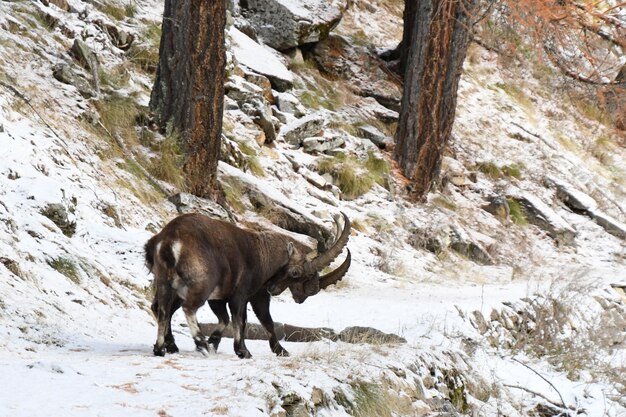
[
  {"xmin": 95, "ymin": 20, "xmax": 134, "ymax": 50},
  {"xmin": 70, "ymin": 39, "xmax": 98, "ymax": 72},
  {"xmin": 512, "ymin": 194, "xmax": 576, "ymax": 245},
  {"xmin": 218, "ymin": 162, "xmax": 334, "ymax": 250},
  {"xmin": 302, "ymin": 134, "xmax": 345, "ymax": 153},
  {"xmin": 240, "ymin": 0, "xmax": 346, "ymax": 51},
  {"xmin": 52, "ymin": 63, "xmax": 95, "ymax": 98},
  {"xmin": 481, "ymin": 196, "xmax": 510, "ymax": 220},
  {"xmin": 275, "ymin": 92, "xmax": 305, "ymax": 117},
  {"xmin": 339, "ymin": 326, "xmax": 406, "ymax": 344},
  {"xmin": 449, "ymin": 226, "xmax": 494, "ymax": 265},
  {"xmin": 280, "ymin": 113, "xmax": 325, "ymax": 146},
  {"xmin": 168, "ymin": 193, "xmax": 232, "ymax": 222},
  {"xmin": 311, "ymin": 34, "xmax": 402, "ymax": 111},
  {"xmin": 229, "ymin": 27, "xmax": 294, "ymax": 91},
  {"xmin": 356, "ymin": 124, "xmax": 392, "ymax": 149},
  {"xmin": 546, "ymin": 177, "xmax": 626, "ymax": 239}
]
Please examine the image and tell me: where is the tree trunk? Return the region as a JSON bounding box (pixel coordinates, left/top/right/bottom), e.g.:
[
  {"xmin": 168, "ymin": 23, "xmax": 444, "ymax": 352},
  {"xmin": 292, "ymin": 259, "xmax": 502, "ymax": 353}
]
[
  {"xmin": 150, "ymin": 0, "xmax": 226, "ymax": 199},
  {"xmin": 393, "ymin": 0, "xmax": 477, "ymax": 200},
  {"xmin": 379, "ymin": 0, "xmax": 417, "ymax": 76},
  {"xmin": 398, "ymin": 0, "xmax": 418, "ymax": 75}
]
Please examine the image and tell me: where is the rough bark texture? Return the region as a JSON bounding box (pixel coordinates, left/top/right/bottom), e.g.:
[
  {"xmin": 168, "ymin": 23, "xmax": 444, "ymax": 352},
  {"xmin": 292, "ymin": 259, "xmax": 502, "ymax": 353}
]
[
  {"xmin": 398, "ymin": 0, "xmax": 418, "ymax": 75},
  {"xmin": 150, "ymin": 0, "xmax": 226, "ymax": 199},
  {"xmin": 394, "ymin": 0, "xmax": 477, "ymax": 200}
]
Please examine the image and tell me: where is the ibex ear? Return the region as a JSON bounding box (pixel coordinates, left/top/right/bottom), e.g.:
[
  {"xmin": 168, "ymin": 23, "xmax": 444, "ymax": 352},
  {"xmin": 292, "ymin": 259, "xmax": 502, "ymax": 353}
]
[{"xmin": 287, "ymin": 242, "xmax": 294, "ymax": 258}]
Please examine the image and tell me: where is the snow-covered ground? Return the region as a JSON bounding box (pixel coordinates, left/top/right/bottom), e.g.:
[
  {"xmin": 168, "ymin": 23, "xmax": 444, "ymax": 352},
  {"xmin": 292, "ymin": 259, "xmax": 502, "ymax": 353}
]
[{"xmin": 1, "ymin": 0, "xmax": 625, "ymax": 416}]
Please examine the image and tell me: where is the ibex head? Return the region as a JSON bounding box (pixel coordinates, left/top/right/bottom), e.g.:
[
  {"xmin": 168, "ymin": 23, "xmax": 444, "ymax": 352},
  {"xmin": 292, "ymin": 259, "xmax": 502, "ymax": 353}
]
[{"xmin": 268, "ymin": 212, "xmax": 351, "ymax": 303}]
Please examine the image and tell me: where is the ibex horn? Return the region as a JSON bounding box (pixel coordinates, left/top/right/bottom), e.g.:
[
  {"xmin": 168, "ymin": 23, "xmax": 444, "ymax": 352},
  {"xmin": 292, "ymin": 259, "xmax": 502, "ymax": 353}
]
[
  {"xmin": 318, "ymin": 249, "xmax": 351, "ymax": 290},
  {"xmin": 310, "ymin": 212, "xmax": 351, "ymax": 272}
]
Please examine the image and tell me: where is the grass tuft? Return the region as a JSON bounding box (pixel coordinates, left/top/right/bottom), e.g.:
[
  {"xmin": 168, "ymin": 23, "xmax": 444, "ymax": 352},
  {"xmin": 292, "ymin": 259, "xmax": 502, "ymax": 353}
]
[
  {"xmin": 507, "ymin": 198, "xmax": 527, "ymax": 225},
  {"xmin": 317, "ymin": 151, "xmax": 389, "ymax": 199},
  {"xmin": 48, "ymin": 257, "xmax": 81, "ymax": 284},
  {"xmin": 147, "ymin": 127, "xmax": 184, "ymax": 188}
]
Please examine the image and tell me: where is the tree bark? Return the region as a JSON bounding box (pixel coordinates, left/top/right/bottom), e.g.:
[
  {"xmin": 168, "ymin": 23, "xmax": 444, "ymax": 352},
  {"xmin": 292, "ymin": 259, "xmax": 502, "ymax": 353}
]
[
  {"xmin": 150, "ymin": 0, "xmax": 226, "ymax": 199},
  {"xmin": 394, "ymin": 0, "xmax": 477, "ymax": 200}
]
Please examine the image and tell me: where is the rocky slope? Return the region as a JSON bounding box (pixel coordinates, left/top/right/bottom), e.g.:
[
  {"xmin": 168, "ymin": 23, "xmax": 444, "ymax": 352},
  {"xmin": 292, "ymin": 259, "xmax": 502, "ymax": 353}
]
[{"xmin": 0, "ymin": 0, "xmax": 625, "ymax": 416}]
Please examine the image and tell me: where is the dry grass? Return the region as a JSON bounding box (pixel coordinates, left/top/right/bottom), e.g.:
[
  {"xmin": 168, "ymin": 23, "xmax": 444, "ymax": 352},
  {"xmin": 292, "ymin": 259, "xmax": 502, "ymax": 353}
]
[
  {"xmin": 317, "ymin": 151, "xmax": 390, "ymax": 199},
  {"xmin": 146, "ymin": 129, "xmax": 184, "ymax": 188}
]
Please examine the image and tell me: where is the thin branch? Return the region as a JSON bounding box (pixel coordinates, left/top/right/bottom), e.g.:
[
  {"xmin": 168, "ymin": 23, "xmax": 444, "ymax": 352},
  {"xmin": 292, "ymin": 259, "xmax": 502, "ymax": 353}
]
[
  {"xmin": 509, "ymin": 356, "xmax": 567, "ymax": 409},
  {"xmin": 503, "ymin": 384, "xmax": 572, "ymax": 413},
  {"xmin": 543, "ymin": 45, "xmax": 617, "ymax": 85}
]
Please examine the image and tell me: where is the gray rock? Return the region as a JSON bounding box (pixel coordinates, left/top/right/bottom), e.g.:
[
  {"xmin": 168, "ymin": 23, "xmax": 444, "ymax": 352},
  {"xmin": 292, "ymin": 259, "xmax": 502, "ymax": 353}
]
[
  {"xmin": 481, "ymin": 196, "xmax": 510, "ymax": 220},
  {"xmin": 311, "ymin": 35, "xmax": 402, "ymax": 112},
  {"xmin": 356, "ymin": 124, "xmax": 392, "ymax": 149},
  {"xmin": 41, "ymin": 203, "xmax": 76, "ymax": 237},
  {"xmin": 449, "ymin": 226, "xmax": 494, "ymax": 265},
  {"xmin": 546, "ymin": 177, "xmax": 626, "ymax": 240},
  {"xmin": 168, "ymin": 193, "xmax": 232, "ymax": 222},
  {"xmin": 280, "ymin": 113, "xmax": 325, "ymax": 146},
  {"xmin": 241, "ymin": 0, "xmax": 346, "ymax": 50},
  {"xmin": 513, "ymin": 194, "xmax": 576, "ymax": 245},
  {"xmin": 219, "ymin": 163, "xmax": 334, "ymax": 250},
  {"xmin": 275, "ymin": 92, "xmax": 305, "ymax": 117},
  {"xmin": 52, "ymin": 63, "xmax": 94, "ymax": 98},
  {"xmin": 302, "ymin": 135, "xmax": 345, "ymax": 153},
  {"xmin": 70, "ymin": 39, "xmax": 98, "ymax": 72},
  {"xmin": 339, "ymin": 326, "xmax": 406, "ymax": 344}
]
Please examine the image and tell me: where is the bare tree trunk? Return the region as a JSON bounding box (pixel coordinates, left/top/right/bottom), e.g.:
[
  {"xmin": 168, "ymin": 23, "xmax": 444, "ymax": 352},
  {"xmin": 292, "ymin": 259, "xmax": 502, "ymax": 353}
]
[
  {"xmin": 150, "ymin": 0, "xmax": 226, "ymax": 199},
  {"xmin": 394, "ymin": 0, "xmax": 477, "ymax": 200}
]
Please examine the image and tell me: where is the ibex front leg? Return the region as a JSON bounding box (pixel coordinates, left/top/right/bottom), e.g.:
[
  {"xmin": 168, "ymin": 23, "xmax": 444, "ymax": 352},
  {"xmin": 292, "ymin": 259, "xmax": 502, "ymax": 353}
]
[{"xmin": 229, "ymin": 298, "xmax": 252, "ymax": 359}]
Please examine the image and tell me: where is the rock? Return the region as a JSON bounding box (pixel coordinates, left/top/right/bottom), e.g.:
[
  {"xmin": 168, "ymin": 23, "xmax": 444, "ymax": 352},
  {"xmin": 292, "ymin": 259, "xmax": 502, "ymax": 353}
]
[
  {"xmin": 41, "ymin": 203, "xmax": 76, "ymax": 237},
  {"xmin": 168, "ymin": 193, "xmax": 232, "ymax": 222},
  {"xmin": 97, "ymin": 21, "xmax": 135, "ymax": 50},
  {"xmin": 339, "ymin": 326, "xmax": 406, "ymax": 344},
  {"xmin": 280, "ymin": 113, "xmax": 325, "ymax": 146},
  {"xmin": 298, "ymin": 167, "xmax": 332, "ymax": 191},
  {"xmin": 229, "ymin": 27, "xmax": 294, "ymax": 91},
  {"xmin": 41, "ymin": 0, "xmax": 70, "ymax": 11},
  {"xmin": 275, "ymin": 92, "xmax": 305, "ymax": 117},
  {"xmin": 481, "ymin": 196, "xmax": 510, "ymax": 220},
  {"xmin": 285, "ymin": 47, "xmax": 305, "ymax": 68},
  {"xmin": 302, "ymin": 135, "xmax": 345, "ymax": 153},
  {"xmin": 449, "ymin": 226, "xmax": 494, "ymax": 265},
  {"xmin": 52, "ymin": 63, "xmax": 95, "ymax": 98},
  {"xmin": 311, "ymin": 388, "xmax": 324, "ymax": 406},
  {"xmin": 226, "ymin": 76, "xmax": 277, "ymax": 143},
  {"xmin": 243, "ymin": 70, "xmax": 274, "ymax": 104},
  {"xmin": 546, "ymin": 177, "xmax": 626, "ymax": 240},
  {"xmin": 512, "ymin": 194, "xmax": 576, "ymax": 245},
  {"xmin": 311, "ymin": 34, "xmax": 402, "ymax": 111},
  {"xmin": 241, "ymin": 0, "xmax": 346, "ymax": 50},
  {"xmin": 355, "ymin": 124, "xmax": 392, "ymax": 149},
  {"xmin": 408, "ymin": 225, "xmax": 452, "ymax": 254},
  {"xmin": 70, "ymin": 39, "xmax": 98, "ymax": 72},
  {"xmin": 591, "ymin": 212, "xmax": 626, "ymax": 240},
  {"xmin": 283, "ymin": 324, "xmax": 338, "ymax": 342},
  {"xmin": 218, "ymin": 163, "xmax": 334, "ymax": 250}
]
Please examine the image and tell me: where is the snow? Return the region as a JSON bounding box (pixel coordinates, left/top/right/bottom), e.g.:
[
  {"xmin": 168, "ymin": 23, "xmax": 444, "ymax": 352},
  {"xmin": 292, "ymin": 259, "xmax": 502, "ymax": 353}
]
[{"xmin": 0, "ymin": 0, "xmax": 625, "ymax": 415}]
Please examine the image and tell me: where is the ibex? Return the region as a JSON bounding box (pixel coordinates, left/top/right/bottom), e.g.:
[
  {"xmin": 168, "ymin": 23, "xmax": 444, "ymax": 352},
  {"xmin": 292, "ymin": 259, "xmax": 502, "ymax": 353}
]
[{"xmin": 145, "ymin": 212, "xmax": 351, "ymax": 358}]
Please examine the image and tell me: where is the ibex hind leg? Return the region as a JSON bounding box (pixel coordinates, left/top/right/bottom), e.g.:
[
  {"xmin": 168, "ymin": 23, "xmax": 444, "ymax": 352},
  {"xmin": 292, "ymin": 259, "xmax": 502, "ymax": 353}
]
[
  {"xmin": 183, "ymin": 306, "xmax": 212, "ymax": 356},
  {"xmin": 153, "ymin": 286, "xmax": 175, "ymax": 356},
  {"xmin": 208, "ymin": 300, "xmax": 230, "ymax": 352},
  {"xmin": 164, "ymin": 296, "xmax": 182, "ymax": 353}
]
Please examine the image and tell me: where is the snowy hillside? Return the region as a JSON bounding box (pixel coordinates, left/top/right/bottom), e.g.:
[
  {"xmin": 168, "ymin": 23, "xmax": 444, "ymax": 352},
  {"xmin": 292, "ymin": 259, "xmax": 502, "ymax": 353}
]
[{"xmin": 0, "ymin": 0, "xmax": 624, "ymax": 416}]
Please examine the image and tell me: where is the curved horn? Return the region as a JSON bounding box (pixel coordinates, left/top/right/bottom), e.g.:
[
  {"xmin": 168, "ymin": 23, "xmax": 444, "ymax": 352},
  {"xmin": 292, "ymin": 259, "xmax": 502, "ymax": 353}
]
[
  {"xmin": 318, "ymin": 249, "xmax": 351, "ymax": 290},
  {"xmin": 310, "ymin": 212, "xmax": 351, "ymax": 272}
]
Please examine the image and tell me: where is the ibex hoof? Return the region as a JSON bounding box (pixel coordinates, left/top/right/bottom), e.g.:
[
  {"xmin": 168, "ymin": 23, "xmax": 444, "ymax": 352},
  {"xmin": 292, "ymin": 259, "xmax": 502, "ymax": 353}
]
[
  {"xmin": 275, "ymin": 349, "xmax": 289, "ymax": 357},
  {"xmin": 153, "ymin": 344, "xmax": 166, "ymax": 357},
  {"xmin": 236, "ymin": 350, "xmax": 252, "ymax": 359},
  {"xmin": 165, "ymin": 343, "xmax": 179, "ymax": 354}
]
